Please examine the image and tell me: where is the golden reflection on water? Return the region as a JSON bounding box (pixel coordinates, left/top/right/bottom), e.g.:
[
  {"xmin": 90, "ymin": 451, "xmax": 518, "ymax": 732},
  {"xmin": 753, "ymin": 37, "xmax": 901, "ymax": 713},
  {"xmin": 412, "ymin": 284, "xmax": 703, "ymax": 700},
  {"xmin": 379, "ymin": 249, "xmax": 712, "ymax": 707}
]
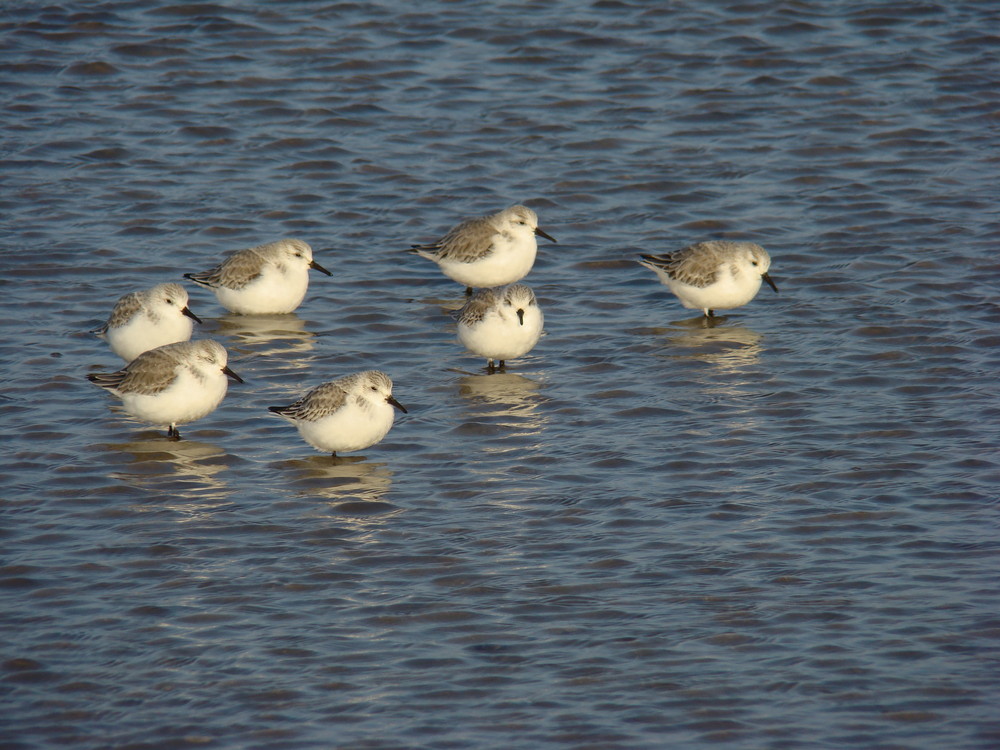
[
  {"xmin": 214, "ymin": 312, "xmax": 316, "ymax": 358},
  {"xmin": 456, "ymin": 371, "xmax": 549, "ymax": 456},
  {"xmin": 650, "ymin": 319, "xmax": 766, "ymax": 431},
  {"xmin": 653, "ymin": 318, "xmax": 763, "ymax": 375},
  {"xmin": 275, "ymin": 454, "xmax": 395, "ymax": 503},
  {"xmin": 107, "ymin": 437, "xmax": 232, "ymax": 509},
  {"xmin": 459, "ymin": 371, "xmax": 543, "ymax": 417}
]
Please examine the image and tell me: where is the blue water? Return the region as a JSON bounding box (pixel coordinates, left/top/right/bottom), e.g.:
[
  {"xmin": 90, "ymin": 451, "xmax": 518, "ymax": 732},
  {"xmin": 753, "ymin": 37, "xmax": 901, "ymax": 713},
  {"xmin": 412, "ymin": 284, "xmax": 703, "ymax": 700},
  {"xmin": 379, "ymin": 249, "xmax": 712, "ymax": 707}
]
[{"xmin": 2, "ymin": 2, "xmax": 998, "ymax": 748}]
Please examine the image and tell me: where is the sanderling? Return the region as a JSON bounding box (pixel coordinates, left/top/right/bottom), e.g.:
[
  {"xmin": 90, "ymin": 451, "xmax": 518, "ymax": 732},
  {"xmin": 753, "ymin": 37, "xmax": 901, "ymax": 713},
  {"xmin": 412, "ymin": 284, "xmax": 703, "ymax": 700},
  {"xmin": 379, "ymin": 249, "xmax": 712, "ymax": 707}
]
[
  {"xmin": 409, "ymin": 204, "xmax": 556, "ymax": 292},
  {"xmin": 184, "ymin": 238, "xmax": 331, "ymax": 314},
  {"xmin": 268, "ymin": 370, "xmax": 407, "ymax": 457},
  {"xmin": 638, "ymin": 240, "xmax": 778, "ymax": 318},
  {"xmin": 94, "ymin": 282, "xmax": 202, "ymax": 362},
  {"xmin": 456, "ymin": 283, "xmax": 543, "ymax": 372},
  {"xmin": 87, "ymin": 339, "xmax": 243, "ymax": 440}
]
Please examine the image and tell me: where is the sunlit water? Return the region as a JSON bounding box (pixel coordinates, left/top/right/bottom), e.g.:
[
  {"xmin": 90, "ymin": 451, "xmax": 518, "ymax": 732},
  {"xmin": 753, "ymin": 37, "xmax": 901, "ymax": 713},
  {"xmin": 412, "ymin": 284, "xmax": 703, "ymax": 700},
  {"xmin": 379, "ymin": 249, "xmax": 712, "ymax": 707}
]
[{"xmin": 2, "ymin": 2, "xmax": 998, "ymax": 748}]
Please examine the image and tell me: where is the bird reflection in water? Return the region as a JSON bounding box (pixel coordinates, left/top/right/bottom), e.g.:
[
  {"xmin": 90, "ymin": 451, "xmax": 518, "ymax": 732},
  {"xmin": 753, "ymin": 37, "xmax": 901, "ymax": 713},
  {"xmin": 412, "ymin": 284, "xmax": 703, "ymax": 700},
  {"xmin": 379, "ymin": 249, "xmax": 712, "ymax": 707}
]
[
  {"xmin": 107, "ymin": 436, "xmax": 232, "ymax": 512},
  {"xmin": 652, "ymin": 318, "xmax": 764, "ymax": 375},
  {"xmin": 649, "ymin": 319, "xmax": 766, "ymax": 430},
  {"xmin": 214, "ymin": 312, "xmax": 316, "ymax": 359},
  {"xmin": 456, "ymin": 371, "xmax": 548, "ymax": 450},
  {"xmin": 274, "ymin": 455, "xmax": 395, "ymax": 503}
]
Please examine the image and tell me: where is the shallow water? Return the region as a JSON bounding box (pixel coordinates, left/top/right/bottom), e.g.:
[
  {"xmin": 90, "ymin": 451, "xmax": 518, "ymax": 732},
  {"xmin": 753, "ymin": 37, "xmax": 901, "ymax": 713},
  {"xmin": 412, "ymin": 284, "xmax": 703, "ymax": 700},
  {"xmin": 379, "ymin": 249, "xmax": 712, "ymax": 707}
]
[{"xmin": 2, "ymin": 2, "xmax": 999, "ymax": 748}]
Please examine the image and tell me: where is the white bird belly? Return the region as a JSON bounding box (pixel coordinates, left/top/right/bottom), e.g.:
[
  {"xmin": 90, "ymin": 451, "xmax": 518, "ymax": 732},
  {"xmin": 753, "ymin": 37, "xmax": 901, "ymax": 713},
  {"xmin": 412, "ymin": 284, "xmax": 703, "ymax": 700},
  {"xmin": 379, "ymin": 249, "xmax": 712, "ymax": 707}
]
[
  {"xmin": 439, "ymin": 243, "xmax": 536, "ymax": 288},
  {"xmin": 296, "ymin": 402, "xmax": 395, "ymax": 454},
  {"xmin": 215, "ymin": 269, "xmax": 309, "ymax": 314},
  {"xmin": 459, "ymin": 308, "xmax": 543, "ymax": 360},
  {"xmin": 667, "ymin": 274, "xmax": 763, "ymax": 312},
  {"xmin": 107, "ymin": 315, "xmax": 194, "ymax": 362},
  {"xmin": 121, "ymin": 370, "xmax": 228, "ymax": 427}
]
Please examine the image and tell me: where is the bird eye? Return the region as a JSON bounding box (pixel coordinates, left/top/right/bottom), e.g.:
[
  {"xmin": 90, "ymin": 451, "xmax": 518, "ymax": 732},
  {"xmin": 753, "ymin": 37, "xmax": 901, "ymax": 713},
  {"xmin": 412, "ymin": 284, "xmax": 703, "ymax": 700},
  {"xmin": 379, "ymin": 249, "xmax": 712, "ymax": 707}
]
[
  {"xmin": 166, "ymin": 299, "xmax": 173, "ymax": 304},
  {"xmin": 751, "ymin": 261, "xmax": 758, "ymax": 266}
]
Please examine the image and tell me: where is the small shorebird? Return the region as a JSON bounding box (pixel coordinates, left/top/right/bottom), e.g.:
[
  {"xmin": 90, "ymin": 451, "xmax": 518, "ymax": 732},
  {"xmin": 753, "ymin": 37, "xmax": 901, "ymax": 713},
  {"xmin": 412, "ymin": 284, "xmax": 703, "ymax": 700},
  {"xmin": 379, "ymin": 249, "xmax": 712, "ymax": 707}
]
[
  {"xmin": 268, "ymin": 370, "xmax": 407, "ymax": 457},
  {"xmin": 95, "ymin": 282, "xmax": 201, "ymax": 362},
  {"xmin": 87, "ymin": 339, "xmax": 243, "ymax": 440},
  {"xmin": 456, "ymin": 284, "xmax": 543, "ymax": 373},
  {"xmin": 185, "ymin": 238, "xmax": 331, "ymax": 314},
  {"xmin": 409, "ymin": 204, "xmax": 556, "ymax": 293},
  {"xmin": 638, "ymin": 240, "xmax": 778, "ymax": 318}
]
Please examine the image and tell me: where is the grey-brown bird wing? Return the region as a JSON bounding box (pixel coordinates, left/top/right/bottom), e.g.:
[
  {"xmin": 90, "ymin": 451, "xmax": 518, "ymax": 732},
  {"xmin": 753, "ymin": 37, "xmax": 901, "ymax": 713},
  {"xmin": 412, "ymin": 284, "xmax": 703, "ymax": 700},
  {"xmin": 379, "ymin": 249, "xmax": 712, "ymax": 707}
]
[
  {"xmin": 99, "ymin": 291, "xmax": 144, "ymax": 333},
  {"xmin": 412, "ymin": 216, "xmax": 497, "ymax": 263},
  {"xmin": 109, "ymin": 347, "xmax": 181, "ymax": 395},
  {"xmin": 642, "ymin": 243, "xmax": 724, "ymax": 288},
  {"xmin": 186, "ymin": 247, "xmax": 266, "ymax": 290},
  {"xmin": 87, "ymin": 369, "xmax": 128, "ymax": 390},
  {"xmin": 456, "ymin": 288, "xmax": 500, "ymax": 325},
  {"xmin": 270, "ymin": 380, "xmax": 348, "ymax": 422}
]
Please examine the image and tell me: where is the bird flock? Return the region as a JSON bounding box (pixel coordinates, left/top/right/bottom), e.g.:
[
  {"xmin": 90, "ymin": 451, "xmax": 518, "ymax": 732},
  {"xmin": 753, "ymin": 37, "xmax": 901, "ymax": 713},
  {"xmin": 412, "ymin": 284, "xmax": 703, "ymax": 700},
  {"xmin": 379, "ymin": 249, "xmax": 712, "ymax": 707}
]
[{"xmin": 88, "ymin": 204, "xmax": 778, "ymax": 455}]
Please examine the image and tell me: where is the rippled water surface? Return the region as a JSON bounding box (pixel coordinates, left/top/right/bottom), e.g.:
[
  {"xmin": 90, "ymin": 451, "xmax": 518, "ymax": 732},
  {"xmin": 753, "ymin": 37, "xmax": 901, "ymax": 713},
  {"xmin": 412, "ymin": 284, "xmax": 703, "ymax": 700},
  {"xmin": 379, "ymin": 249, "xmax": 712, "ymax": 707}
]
[{"xmin": 3, "ymin": 2, "xmax": 999, "ymax": 748}]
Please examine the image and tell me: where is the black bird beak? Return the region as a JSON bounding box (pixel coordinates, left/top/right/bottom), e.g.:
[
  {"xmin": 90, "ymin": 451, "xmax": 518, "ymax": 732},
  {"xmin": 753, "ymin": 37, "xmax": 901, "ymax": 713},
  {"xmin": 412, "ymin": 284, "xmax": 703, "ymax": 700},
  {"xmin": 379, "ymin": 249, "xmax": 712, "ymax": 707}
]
[
  {"xmin": 535, "ymin": 227, "xmax": 557, "ymax": 243},
  {"xmin": 387, "ymin": 395, "xmax": 407, "ymax": 413},
  {"xmin": 762, "ymin": 272, "xmax": 778, "ymax": 293},
  {"xmin": 516, "ymin": 308, "xmax": 525, "ymax": 326},
  {"xmin": 223, "ymin": 366, "xmax": 244, "ymax": 384},
  {"xmin": 182, "ymin": 306, "xmax": 203, "ymax": 324},
  {"xmin": 310, "ymin": 259, "xmax": 332, "ymax": 276}
]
